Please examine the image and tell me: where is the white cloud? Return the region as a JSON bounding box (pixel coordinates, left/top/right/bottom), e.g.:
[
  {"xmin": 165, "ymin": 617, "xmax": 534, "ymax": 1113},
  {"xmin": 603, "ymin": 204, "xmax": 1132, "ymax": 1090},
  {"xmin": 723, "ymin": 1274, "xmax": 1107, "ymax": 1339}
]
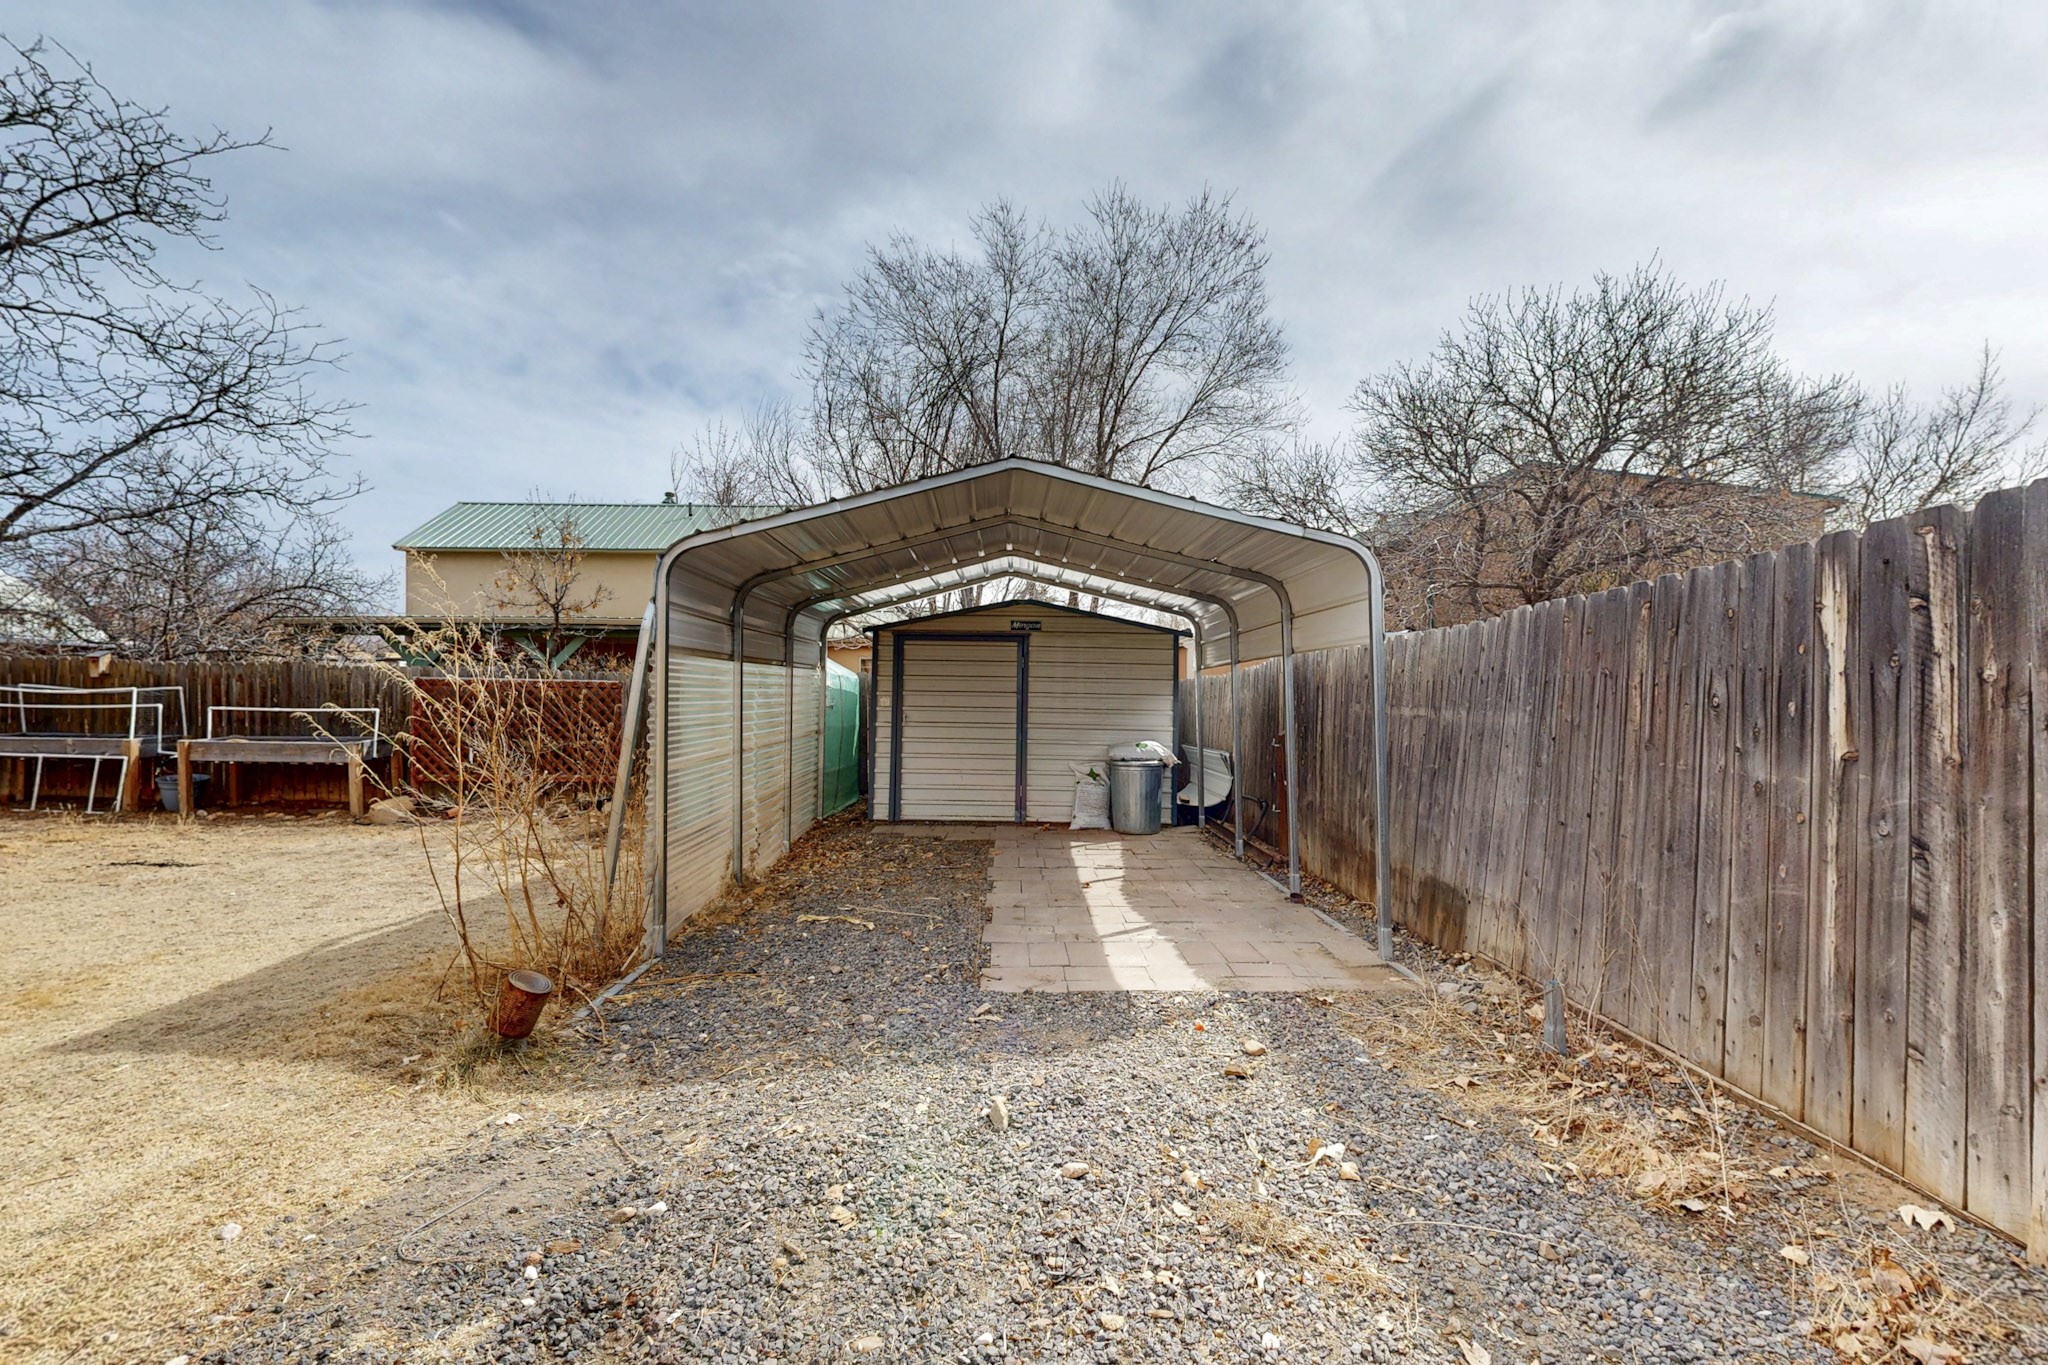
[{"xmin": 8, "ymin": 0, "xmax": 2045, "ymax": 577}]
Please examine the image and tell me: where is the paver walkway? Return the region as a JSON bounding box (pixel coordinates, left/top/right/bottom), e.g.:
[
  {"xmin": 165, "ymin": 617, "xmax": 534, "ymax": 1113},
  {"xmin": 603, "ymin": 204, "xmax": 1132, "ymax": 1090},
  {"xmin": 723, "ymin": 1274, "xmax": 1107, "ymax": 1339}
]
[{"xmin": 958, "ymin": 823, "xmax": 1402, "ymax": 993}]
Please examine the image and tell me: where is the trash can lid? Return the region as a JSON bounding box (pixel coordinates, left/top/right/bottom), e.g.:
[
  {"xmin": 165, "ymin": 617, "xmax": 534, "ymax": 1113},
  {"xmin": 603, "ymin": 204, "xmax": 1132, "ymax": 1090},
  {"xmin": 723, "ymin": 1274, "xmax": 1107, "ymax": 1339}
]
[{"xmin": 1108, "ymin": 740, "xmax": 1176, "ymax": 762}]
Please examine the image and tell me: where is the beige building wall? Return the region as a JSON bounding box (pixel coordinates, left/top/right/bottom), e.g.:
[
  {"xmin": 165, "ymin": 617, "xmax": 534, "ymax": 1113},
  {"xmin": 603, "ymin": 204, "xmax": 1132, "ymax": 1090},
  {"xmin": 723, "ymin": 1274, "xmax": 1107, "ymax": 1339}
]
[
  {"xmin": 826, "ymin": 642, "xmax": 873, "ymax": 674},
  {"xmin": 403, "ymin": 550, "xmax": 657, "ymax": 624}
]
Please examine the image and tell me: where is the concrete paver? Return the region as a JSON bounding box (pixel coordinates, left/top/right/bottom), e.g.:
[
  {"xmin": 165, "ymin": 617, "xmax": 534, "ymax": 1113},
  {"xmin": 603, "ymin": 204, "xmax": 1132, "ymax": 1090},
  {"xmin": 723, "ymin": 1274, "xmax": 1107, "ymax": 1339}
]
[{"xmin": 975, "ymin": 824, "xmax": 1401, "ymax": 994}]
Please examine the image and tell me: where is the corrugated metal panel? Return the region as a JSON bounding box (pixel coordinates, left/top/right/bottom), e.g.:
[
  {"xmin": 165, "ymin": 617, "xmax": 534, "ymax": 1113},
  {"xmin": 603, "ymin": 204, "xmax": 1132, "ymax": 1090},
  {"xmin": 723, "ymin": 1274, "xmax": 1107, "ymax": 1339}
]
[
  {"xmin": 665, "ymin": 648, "xmax": 827, "ymax": 928},
  {"xmin": 895, "ymin": 637, "xmax": 1019, "ymax": 821},
  {"xmin": 741, "ymin": 660, "xmax": 787, "ymax": 872},
  {"xmin": 663, "ymin": 651, "xmax": 735, "ymax": 938},
  {"xmin": 398, "ymin": 501, "xmax": 783, "ymax": 552},
  {"xmin": 872, "ymin": 643, "xmax": 896, "ymax": 817},
  {"xmin": 789, "ymin": 666, "xmax": 824, "ymax": 833},
  {"xmin": 820, "ymin": 662, "xmax": 861, "ymax": 816},
  {"xmin": 1017, "ymin": 612, "xmax": 1176, "ymax": 822},
  {"xmin": 871, "ymin": 606, "xmax": 1175, "ymax": 824}
]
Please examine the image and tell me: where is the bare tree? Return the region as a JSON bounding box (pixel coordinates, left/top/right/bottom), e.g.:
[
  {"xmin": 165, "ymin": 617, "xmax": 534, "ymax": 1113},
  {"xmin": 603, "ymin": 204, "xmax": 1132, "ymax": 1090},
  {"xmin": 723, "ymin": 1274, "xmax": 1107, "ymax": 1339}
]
[
  {"xmin": 674, "ymin": 185, "xmax": 1293, "ymax": 501},
  {"xmin": 487, "ymin": 508, "xmax": 613, "ymax": 670},
  {"xmin": 1366, "ymin": 265, "xmax": 1856, "ymax": 619},
  {"xmin": 10, "ymin": 503, "xmax": 387, "ymax": 658},
  {"xmin": 1027, "ymin": 186, "xmax": 1290, "ymax": 486},
  {"xmin": 1840, "ymin": 344, "xmax": 2045, "ymax": 524},
  {"xmin": 0, "ymin": 39, "xmax": 355, "ymax": 550},
  {"xmin": 1245, "ymin": 264, "xmax": 1857, "ymax": 626},
  {"xmin": 668, "ymin": 400, "xmax": 815, "ymax": 506},
  {"xmin": 1227, "ymin": 436, "xmax": 1372, "ymax": 537}
]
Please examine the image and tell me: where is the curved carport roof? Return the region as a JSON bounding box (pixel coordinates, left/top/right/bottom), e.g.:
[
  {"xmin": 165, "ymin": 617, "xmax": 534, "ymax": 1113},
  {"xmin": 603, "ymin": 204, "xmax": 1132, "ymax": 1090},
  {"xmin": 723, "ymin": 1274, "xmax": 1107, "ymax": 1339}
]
[{"xmin": 631, "ymin": 459, "xmax": 1390, "ymax": 959}]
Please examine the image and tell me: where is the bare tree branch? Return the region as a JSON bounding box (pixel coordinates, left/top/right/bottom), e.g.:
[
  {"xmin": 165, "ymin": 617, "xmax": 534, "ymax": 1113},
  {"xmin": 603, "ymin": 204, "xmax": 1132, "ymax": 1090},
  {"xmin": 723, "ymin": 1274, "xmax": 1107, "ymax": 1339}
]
[
  {"xmin": 6, "ymin": 502, "xmax": 388, "ymax": 659},
  {"xmin": 0, "ymin": 37, "xmax": 356, "ymax": 550},
  {"xmin": 674, "ymin": 185, "xmax": 1293, "ymax": 501}
]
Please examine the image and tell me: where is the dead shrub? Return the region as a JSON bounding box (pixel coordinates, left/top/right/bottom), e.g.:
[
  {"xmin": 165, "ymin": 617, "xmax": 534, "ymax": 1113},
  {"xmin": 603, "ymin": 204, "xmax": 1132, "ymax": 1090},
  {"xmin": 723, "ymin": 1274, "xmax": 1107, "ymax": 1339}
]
[{"xmin": 356, "ymin": 617, "xmax": 647, "ymax": 1023}]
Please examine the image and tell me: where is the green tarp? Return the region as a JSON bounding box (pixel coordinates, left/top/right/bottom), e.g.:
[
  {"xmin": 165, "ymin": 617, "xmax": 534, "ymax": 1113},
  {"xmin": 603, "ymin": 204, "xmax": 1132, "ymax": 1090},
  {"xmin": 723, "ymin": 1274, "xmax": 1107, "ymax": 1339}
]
[{"xmin": 822, "ymin": 660, "xmax": 861, "ymax": 816}]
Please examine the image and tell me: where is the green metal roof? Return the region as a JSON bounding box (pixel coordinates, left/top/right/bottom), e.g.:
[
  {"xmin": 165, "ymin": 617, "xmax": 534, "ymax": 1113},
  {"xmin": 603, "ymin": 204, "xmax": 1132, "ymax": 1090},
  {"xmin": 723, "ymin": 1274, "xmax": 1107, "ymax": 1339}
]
[{"xmin": 393, "ymin": 501, "xmax": 785, "ymax": 552}]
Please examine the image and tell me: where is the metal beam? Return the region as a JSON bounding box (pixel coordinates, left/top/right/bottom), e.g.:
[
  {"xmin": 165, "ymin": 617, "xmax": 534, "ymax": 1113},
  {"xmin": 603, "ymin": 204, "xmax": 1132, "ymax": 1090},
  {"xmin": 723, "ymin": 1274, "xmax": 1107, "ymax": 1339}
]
[{"xmin": 603, "ymin": 602, "xmax": 655, "ymax": 900}]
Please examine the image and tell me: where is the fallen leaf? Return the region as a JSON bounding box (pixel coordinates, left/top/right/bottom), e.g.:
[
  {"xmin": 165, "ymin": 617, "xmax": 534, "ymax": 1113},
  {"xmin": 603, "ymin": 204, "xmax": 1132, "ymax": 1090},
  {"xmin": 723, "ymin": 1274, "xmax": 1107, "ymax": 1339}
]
[
  {"xmin": 1305, "ymin": 1141, "xmax": 1345, "ymax": 1169},
  {"xmin": 1896, "ymin": 1203, "xmax": 1954, "ymax": 1234},
  {"xmin": 1169, "ymin": 1200, "xmax": 1194, "ymax": 1219},
  {"xmin": 1458, "ymin": 1338, "xmax": 1492, "ymax": 1365},
  {"xmin": 1900, "ymin": 1335, "xmax": 1962, "ymax": 1364},
  {"xmin": 1869, "ymin": 1248, "xmax": 1917, "ymax": 1298},
  {"xmin": 1779, "ymin": 1245, "xmax": 1810, "ymax": 1266}
]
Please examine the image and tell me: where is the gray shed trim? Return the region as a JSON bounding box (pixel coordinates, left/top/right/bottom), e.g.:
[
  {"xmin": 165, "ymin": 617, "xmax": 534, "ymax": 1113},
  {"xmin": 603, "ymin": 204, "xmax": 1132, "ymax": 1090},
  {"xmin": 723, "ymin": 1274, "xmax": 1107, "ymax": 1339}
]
[{"xmin": 621, "ymin": 459, "xmax": 1390, "ymax": 964}]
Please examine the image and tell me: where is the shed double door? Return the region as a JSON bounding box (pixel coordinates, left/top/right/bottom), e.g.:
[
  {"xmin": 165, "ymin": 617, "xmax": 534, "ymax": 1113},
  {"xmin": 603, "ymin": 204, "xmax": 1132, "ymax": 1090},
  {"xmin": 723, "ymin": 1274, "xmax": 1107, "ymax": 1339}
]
[{"xmin": 891, "ymin": 635, "xmax": 1025, "ymax": 822}]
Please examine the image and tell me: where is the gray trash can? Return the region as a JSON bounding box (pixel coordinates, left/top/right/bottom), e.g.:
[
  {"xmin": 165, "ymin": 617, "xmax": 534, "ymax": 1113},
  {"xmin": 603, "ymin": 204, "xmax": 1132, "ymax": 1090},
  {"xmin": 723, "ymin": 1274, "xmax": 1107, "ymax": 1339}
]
[{"xmin": 1108, "ymin": 758, "xmax": 1164, "ymax": 835}]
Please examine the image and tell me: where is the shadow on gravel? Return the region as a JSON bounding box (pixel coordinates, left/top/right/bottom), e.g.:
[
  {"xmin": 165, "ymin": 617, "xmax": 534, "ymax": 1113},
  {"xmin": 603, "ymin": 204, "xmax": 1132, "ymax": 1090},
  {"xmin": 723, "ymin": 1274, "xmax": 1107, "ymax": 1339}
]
[{"xmin": 47, "ymin": 910, "xmax": 458, "ymax": 1076}]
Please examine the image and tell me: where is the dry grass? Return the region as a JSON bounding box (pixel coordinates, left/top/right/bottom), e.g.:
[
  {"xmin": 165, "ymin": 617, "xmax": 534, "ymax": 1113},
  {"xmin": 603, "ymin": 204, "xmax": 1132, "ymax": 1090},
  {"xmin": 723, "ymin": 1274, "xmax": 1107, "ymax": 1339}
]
[
  {"xmin": 1211, "ymin": 1196, "xmax": 1398, "ymax": 1296},
  {"xmin": 1334, "ymin": 964, "xmax": 1764, "ymax": 1220},
  {"xmin": 0, "ymin": 812, "xmax": 620, "ymax": 1365},
  {"xmin": 1799, "ymin": 1238, "xmax": 2023, "ymax": 1362}
]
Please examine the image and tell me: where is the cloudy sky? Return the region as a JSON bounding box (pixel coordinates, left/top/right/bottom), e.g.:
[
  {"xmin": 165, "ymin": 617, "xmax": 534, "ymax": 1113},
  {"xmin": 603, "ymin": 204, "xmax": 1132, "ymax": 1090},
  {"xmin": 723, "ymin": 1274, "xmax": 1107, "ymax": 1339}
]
[{"xmin": 13, "ymin": 1, "xmax": 2047, "ymax": 583}]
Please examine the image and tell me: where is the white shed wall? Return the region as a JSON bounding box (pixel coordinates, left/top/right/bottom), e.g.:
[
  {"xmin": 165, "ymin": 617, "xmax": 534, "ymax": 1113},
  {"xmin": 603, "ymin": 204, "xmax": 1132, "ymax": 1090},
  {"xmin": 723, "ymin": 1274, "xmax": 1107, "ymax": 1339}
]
[
  {"xmin": 660, "ymin": 649, "xmax": 822, "ymax": 941},
  {"xmin": 872, "ymin": 605, "xmax": 1178, "ymax": 823}
]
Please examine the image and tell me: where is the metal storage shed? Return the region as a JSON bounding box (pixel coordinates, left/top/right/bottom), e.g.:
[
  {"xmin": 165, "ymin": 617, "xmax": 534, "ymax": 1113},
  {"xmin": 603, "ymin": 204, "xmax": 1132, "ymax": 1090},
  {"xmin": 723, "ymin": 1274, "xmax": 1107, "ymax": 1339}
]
[
  {"xmin": 868, "ymin": 599, "xmax": 1182, "ymax": 825},
  {"xmin": 614, "ymin": 459, "xmax": 1389, "ymax": 962}
]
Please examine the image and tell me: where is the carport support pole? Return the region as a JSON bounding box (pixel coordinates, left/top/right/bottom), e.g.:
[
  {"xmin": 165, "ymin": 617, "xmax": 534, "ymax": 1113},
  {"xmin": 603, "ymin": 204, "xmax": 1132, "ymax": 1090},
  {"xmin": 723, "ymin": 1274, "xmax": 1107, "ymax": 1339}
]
[
  {"xmin": 806, "ymin": 634, "xmax": 823, "ymax": 818},
  {"xmin": 1280, "ymin": 604, "xmax": 1302, "ymax": 900},
  {"xmin": 1371, "ymin": 587, "xmax": 1393, "ymax": 963},
  {"xmin": 1191, "ymin": 626, "xmax": 1204, "ymax": 817},
  {"xmin": 730, "ymin": 595, "xmax": 748, "ymax": 886},
  {"xmin": 1230, "ymin": 632, "xmax": 1244, "ymax": 859},
  {"xmin": 783, "ymin": 615, "xmax": 797, "ymax": 854}
]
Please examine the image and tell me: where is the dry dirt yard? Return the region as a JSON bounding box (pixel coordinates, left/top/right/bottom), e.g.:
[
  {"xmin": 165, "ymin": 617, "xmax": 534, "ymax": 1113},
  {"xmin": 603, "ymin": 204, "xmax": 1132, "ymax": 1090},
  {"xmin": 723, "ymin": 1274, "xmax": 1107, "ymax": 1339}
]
[
  {"xmin": 0, "ymin": 810, "xmax": 618, "ymax": 1365},
  {"xmin": 205, "ymin": 820, "xmax": 2047, "ymax": 1365},
  {"xmin": 6, "ymin": 813, "xmax": 2046, "ymax": 1365}
]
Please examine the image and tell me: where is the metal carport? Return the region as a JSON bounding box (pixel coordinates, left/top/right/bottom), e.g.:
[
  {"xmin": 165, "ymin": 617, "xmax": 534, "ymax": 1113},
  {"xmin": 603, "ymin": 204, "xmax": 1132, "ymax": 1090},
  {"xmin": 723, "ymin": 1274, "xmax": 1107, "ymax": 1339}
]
[{"xmin": 608, "ymin": 459, "xmax": 1390, "ymax": 964}]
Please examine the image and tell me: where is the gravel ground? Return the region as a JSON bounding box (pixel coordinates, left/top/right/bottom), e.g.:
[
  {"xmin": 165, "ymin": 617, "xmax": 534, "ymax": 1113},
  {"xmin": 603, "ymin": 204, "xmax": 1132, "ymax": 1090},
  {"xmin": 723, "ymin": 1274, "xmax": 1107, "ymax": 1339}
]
[{"xmin": 198, "ymin": 817, "xmax": 2048, "ymax": 1364}]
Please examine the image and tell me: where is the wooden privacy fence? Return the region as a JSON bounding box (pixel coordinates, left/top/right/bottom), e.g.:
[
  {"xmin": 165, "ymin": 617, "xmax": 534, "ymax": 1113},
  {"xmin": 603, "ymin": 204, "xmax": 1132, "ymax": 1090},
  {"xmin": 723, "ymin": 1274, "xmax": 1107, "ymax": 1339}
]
[
  {"xmin": 1187, "ymin": 480, "xmax": 2048, "ymax": 1256},
  {"xmin": 407, "ymin": 677, "xmax": 625, "ymax": 788},
  {"xmin": 0, "ymin": 657, "xmax": 410, "ymax": 807},
  {"xmin": 0, "ymin": 660, "xmax": 629, "ymax": 807}
]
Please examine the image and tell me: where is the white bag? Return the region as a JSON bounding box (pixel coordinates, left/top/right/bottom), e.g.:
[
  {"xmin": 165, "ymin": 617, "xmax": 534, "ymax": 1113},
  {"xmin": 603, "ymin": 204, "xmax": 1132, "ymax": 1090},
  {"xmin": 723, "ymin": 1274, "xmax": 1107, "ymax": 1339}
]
[
  {"xmin": 1108, "ymin": 739, "xmax": 1177, "ymax": 763},
  {"xmin": 1069, "ymin": 762, "xmax": 1111, "ymax": 830}
]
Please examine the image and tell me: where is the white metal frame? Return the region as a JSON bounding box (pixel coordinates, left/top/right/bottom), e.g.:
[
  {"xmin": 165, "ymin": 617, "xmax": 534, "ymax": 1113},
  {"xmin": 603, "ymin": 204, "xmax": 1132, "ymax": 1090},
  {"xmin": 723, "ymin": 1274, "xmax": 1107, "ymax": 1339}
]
[
  {"xmin": 622, "ymin": 460, "xmax": 1393, "ymax": 964},
  {"xmin": 203, "ymin": 704, "xmax": 383, "ymax": 751},
  {"xmin": 0, "ymin": 684, "xmax": 183, "ymax": 814}
]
